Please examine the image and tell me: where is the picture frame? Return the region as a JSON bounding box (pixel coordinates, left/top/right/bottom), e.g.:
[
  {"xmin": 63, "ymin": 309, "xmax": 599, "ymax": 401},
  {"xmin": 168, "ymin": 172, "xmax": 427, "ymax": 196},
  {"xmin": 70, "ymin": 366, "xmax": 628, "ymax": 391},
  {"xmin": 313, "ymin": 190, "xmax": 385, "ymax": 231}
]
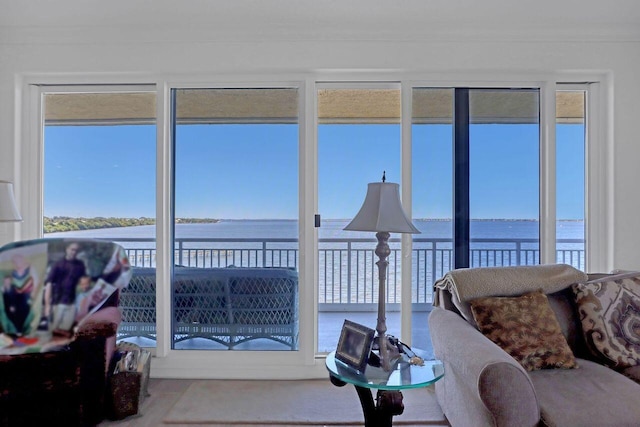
[{"xmin": 335, "ymin": 319, "xmax": 375, "ymax": 372}]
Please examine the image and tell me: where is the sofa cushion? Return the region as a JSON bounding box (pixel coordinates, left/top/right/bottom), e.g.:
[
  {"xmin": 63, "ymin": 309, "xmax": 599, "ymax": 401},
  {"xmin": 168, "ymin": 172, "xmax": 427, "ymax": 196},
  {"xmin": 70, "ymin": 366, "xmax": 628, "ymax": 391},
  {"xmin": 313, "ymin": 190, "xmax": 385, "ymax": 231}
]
[
  {"xmin": 621, "ymin": 365, "xmax": 640, "ymax": 384},
  {"xmin": 470, "ymin": 290, "xmax": 577, "ymax": 371},
  {"xmin": 546, "ymin": 288, "xmax": 591, "ymax": 359},
  {"xmin": 530, "ymin": 358, "xmax": 640, "ymax": 427},
  {"xmin": 572, "ymin": 271, "xmax": 640, "ymax": 369}
]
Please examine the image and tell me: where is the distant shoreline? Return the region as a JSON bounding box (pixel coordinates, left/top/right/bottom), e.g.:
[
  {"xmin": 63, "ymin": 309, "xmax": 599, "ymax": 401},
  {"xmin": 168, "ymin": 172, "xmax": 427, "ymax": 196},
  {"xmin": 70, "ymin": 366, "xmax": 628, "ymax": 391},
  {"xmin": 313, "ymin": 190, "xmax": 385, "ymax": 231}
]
[{"xmin": 43, "ymin": 216, "xmax": 219, "ymax": 233}]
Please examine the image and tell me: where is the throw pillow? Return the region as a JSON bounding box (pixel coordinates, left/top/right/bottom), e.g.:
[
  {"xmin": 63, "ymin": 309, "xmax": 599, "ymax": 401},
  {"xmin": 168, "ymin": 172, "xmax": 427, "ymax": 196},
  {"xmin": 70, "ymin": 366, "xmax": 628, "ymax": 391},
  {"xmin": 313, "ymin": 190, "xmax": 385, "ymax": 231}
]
[
  {"xmin": 572, "ymin": 272, "xmax": 640, "ymax": 369},
  {"xmin": 470, "ymin": 290, "xmax": 577, "ymax": 371}
]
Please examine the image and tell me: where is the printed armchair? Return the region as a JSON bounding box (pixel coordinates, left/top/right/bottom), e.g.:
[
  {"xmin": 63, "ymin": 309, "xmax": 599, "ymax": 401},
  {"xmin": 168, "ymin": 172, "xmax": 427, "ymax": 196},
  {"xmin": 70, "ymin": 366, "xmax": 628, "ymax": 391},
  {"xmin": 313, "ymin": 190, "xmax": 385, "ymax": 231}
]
[{"xmin": 0, "ymin": 238, "xmax": 131, "ymax": 426}]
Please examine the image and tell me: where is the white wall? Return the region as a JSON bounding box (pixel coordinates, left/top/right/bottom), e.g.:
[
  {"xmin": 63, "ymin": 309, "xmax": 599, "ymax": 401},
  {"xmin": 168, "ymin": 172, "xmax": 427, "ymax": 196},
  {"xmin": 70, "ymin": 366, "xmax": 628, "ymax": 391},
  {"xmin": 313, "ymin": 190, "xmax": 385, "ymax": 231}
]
[{"xmin": 2, "ymin": 23, "xmax": 640, "ymax": 267}]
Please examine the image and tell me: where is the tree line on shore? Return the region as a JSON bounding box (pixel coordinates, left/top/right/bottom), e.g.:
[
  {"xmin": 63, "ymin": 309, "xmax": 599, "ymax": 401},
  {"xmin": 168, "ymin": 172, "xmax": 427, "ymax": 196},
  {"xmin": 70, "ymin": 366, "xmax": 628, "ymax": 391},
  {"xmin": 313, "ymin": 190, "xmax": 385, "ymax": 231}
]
[{"xmin": 44, "ymin": 216, "xmax": 218, "ymax": 233}]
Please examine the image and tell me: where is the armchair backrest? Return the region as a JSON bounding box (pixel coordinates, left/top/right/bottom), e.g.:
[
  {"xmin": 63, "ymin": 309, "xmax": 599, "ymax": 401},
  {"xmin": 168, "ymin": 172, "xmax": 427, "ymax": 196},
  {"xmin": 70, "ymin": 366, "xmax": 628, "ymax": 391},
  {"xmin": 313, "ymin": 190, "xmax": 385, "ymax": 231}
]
[{"xmin": 0, "ymin": 238, "xmax": 131, "ymax": 354}]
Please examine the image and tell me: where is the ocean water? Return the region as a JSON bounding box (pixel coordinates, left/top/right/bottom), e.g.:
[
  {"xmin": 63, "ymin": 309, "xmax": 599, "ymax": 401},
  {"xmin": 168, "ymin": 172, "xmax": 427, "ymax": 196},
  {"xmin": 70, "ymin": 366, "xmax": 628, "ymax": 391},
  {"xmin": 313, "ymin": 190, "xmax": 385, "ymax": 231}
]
[
  {"xmin": 46, "ymin": 218, "xmax": 585, "ymax": 241},
  {"xmin": 46, "ymin": 218, "xmax": 585, "ymax": 274}
]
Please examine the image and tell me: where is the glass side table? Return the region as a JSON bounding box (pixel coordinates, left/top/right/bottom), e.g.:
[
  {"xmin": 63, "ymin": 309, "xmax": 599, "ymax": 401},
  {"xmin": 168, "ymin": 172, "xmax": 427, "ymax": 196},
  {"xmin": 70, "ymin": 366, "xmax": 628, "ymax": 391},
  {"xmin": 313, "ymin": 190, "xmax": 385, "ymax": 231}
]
[{"xmin": 325, "ymin": 349, "xmax": 444, "ymax": 427}]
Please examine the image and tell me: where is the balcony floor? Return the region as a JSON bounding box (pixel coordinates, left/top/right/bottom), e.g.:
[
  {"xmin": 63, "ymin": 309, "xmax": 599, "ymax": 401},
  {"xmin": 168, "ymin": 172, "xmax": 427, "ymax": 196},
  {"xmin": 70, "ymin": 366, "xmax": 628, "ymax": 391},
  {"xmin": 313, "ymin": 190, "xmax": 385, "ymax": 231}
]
[{"xmin": 121, "ymin": 308, "xmax": 435, "ymax": 360}]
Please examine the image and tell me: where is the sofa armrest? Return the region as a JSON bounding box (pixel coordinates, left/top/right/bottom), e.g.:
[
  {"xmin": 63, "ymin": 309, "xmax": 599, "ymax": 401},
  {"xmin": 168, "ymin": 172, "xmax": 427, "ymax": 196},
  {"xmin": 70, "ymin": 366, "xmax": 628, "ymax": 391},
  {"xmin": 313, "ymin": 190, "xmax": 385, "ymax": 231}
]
[{"xmin": 429, "ymin": 307, "xmax": 540, "ymax": 427}]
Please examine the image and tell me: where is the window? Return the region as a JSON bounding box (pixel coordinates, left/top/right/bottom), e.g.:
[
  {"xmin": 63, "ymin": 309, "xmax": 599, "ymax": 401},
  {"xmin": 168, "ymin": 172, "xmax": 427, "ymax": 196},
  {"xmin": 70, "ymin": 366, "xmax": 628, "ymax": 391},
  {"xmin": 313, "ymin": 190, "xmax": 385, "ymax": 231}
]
[
  {"xmin": 412, "ymin": 87, "xmax": 541, "ymax": 272},
  {"xmin": 468, "ymin": 89, "xmax": 540, "ymax": 267},
  {"xmin": 411, "ymin": 88, "xmax": 454, "ymax": 294},
  {"xmin": 171, "ymin": 88, "xmax": 299, "ymax": 351},
  {"xmin": 42, "ymin": 88, "xmax": 157, "ymax": 346},
  {"xmin": 317, "ymin": 85, "xmax": 401, "ymax": 353},
  {"xmin": 556, "ymin": 89, "xmax": 586, "ymax": 269}
]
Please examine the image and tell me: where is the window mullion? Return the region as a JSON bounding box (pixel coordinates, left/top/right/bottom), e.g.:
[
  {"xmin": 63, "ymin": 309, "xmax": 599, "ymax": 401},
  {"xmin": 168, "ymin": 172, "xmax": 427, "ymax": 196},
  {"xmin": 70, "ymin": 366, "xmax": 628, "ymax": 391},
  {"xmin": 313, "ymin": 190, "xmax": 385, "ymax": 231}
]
[{"xmin": 540, "ymin": 81, "xmax": 557, "ymax": 265}]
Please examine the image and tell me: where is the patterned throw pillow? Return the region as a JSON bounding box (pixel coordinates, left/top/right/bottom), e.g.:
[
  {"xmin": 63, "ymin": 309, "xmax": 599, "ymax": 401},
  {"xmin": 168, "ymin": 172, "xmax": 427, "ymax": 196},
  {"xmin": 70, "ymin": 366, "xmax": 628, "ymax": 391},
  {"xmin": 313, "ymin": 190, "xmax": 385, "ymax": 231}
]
[
  {"xmin": 572, "ymin": 272, "xmax": 640, "ymax": 369},
  {"xmin": 470, "ymin": 290, "xmax": 577, "ymax": 371}
]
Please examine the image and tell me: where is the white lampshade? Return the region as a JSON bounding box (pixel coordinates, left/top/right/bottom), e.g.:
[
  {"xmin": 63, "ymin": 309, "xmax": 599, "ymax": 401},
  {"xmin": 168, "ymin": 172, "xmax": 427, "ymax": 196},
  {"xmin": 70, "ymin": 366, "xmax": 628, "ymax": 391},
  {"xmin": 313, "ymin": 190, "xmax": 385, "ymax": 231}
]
[
  {"xmin": 344, "ymin": 182, "xmax": 420, "ymax": 234},
  {"xmin": 0, "ymin": 181, "xmax": 22, "ymax": 222}
]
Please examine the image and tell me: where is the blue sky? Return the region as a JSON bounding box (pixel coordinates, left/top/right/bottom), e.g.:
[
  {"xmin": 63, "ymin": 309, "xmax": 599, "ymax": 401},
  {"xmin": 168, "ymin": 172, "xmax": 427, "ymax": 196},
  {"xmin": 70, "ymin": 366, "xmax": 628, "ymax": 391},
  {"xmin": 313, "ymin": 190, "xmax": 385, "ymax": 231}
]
[{"xmin": 44, "ymin": 122, "xmax": 584, "ymax": 220}]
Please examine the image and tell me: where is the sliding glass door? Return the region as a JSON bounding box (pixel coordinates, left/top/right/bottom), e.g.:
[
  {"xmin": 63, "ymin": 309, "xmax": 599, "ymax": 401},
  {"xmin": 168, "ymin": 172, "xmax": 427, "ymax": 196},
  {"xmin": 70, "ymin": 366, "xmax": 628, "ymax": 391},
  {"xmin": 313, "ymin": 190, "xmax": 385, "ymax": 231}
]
[
  {"xmin": 34, "ymin": 79, "xmax": 594, "ymax": 375},
  {"xmin": 412, "ymin": 87, "xmax": 540, "ymax": 271},
  {"xmin": 556, "ymin": 89, "xmax": 586, "ymax": 268},
  {"xmin": 42, "ymin": 87, "xmax": 158, "ymax": 347},
  {"xmin": 172, "ymin": 88, "xmax": 300, "ymax": 351},
  {"xmin": 410, "ymin": 88, "xmax": 454, "ymax": 352},
  {"xmin": 316, "ymin": 84, "xmax": 401, "ymax": 353},
  {"xmin": 410, "ymin": 87, "xmax": 541, "ymax": 352},
  {"xmin": 468, "ymin": 89, "xmax": 540, "ymax": 267}
]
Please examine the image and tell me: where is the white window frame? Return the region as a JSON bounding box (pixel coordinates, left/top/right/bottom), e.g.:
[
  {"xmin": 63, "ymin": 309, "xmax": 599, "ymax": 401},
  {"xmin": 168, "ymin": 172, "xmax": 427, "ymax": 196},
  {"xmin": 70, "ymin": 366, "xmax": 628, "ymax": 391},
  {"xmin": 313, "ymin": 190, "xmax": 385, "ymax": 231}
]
[
  {"xmin": 158, "ymin": 81, "xmax": 313, "ymax": 375},
  {"xmin": 17, "ymin": 71, "xmax": 611, "ymax": 379}
]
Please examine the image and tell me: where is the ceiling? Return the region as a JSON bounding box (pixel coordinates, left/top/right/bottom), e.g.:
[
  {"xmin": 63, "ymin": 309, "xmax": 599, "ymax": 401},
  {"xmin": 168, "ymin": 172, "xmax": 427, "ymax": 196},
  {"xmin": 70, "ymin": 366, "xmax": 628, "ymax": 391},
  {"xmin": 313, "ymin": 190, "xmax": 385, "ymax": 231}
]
[
  {"xmin": 2, "ymin": 0, "xmax": 639, "ymax": 42},
  {"xmin": 44, "ymin": 89, "xmax": 584, "ymax": 126}
]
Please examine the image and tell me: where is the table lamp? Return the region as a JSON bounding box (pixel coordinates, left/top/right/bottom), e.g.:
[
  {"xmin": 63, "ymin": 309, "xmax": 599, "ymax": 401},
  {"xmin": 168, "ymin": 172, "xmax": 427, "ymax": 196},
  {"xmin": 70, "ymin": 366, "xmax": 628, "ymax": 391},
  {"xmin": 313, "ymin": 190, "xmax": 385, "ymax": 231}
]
[
  {"xmin": 0, "ymin": 181, "xmax": 22, "ymax": 222},
  {"xmin": 344, "ymin": 172, "xmax": 420, "ymax": 371}
]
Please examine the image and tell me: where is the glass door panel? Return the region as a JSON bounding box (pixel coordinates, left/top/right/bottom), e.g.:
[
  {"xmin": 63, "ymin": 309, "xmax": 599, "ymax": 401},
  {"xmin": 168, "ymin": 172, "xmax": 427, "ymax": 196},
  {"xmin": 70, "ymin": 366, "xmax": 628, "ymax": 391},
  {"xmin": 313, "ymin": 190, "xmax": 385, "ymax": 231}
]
[
  {"xmin": 317, "ymin": 86, "xmax": 401, "ymax": 353},
  {"xmin": 42, "ymin": 89, "xmax": 157, "ymax": 347},
  {"xmin": 172, "ymin": 88, "xmax": 299, "ymax": 351},
  {"xmin": 556, "ymin": 90, "xmax": 586, "ymax": 270},
  {"xmin": 468, "ymin": 89, "xmax": 540, "ymax": 266},
  {"xmin": 411, "ymin": 88, "xmax": 453, "ymax": 356}
]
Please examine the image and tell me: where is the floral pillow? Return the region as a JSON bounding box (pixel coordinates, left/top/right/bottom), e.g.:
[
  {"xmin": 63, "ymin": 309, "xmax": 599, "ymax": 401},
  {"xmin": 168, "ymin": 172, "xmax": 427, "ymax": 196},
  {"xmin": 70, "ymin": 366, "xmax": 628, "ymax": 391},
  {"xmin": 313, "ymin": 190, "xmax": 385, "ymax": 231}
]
[
  {"xmin": 572, "ymin": 272, "xmax": 640, "ymax": 369},
  {"xmin": 470, "ymin": 290, "xmax": 577, "ymax": 371}
]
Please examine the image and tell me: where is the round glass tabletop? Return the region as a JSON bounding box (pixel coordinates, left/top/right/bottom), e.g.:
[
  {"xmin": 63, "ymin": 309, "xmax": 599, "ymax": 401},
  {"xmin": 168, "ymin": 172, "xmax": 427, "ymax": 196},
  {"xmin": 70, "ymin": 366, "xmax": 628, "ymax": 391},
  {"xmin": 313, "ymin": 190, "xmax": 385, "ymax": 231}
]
[{"xmin": 325, "ymin": 348, "xmax": 444, "ymax": 391}]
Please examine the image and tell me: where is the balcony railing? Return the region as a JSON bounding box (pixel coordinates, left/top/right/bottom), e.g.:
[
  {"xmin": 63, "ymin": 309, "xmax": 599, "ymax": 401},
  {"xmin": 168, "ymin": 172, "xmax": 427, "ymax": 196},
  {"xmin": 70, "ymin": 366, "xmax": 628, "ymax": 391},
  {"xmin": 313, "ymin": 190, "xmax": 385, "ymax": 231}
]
[{"xmin": 110, "ymin": 237, "xmax": 585, "ymax": 306}]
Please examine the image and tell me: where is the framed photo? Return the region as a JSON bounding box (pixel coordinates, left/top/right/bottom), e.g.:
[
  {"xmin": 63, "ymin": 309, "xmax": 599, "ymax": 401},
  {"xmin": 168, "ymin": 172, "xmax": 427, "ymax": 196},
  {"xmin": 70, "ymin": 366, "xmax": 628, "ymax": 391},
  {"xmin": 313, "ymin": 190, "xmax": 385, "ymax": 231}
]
[{"xmin": 335, "ymin": 319, "xmax": 375, "ymax": 372}]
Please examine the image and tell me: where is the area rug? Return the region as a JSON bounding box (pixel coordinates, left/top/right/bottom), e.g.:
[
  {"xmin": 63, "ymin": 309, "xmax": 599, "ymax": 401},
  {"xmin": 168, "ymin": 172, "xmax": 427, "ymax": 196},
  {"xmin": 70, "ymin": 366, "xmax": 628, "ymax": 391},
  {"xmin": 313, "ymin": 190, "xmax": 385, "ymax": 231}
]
[{"xmin": 164, "ymin": 379, "xmax": 447, "ymax": 425}]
